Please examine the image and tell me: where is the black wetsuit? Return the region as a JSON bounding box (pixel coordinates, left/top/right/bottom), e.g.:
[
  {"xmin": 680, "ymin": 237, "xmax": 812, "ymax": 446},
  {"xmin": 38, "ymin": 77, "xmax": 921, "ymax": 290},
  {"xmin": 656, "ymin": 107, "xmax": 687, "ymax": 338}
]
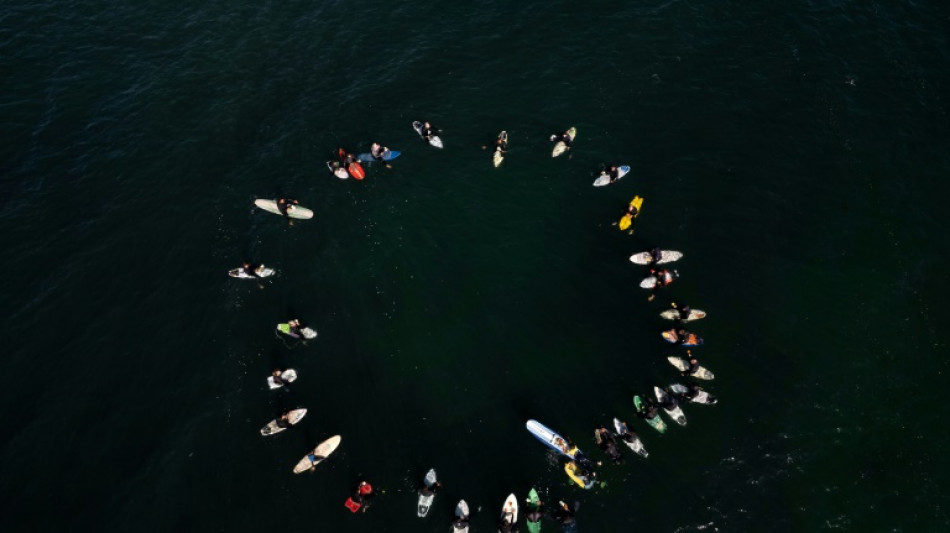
[
  {"xmin": 685, "ymin": 359, "xmax": 700, "ymax": 376},
  {"xmin": 678, "ymin": 306, "xmax": 692, "ymax": 320},
  {"xmin": 650, "ymin": 248, "xmax": 663, "ymax": 263},
  {"xmin": 276, "ymin": 417, "xmax": 292, "ymax": 429},
  {"xmin": 271, "ymin": 374, "xmax": 284, "ymax": 386},
  {"xmin": 243, "ymin": 264, "xmax": 258, "ymax": 277},
  {"xmin": 452, "ymin": 517, "xmax": 469, "ymax": 530},
  {"xmin": 422, "ymin": 126, "xmax": 438, "ymax": 139}
]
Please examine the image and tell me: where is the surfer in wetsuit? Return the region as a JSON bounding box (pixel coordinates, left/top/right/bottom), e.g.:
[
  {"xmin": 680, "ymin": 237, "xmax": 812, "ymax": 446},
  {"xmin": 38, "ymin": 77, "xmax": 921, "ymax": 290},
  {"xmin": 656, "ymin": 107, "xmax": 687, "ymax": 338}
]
[
  {"xmin": 525, "ymin": 498, "xmax": 543, "ymax": 528},
  {"xmin": 550, "ymin": 130, "xmax": 573, "ymax": 148},
  {"xmin": 419, "ymin": 481, "xmax": 441, "ymax": 498},
  {"xmin": 624, "ymin": 202, "xmax": 639, "ymax": 217},
  {"xmin": 370, "ymin": 142, "xmax": 389, "ymax": 161},
  {"xmin": 287, "ymin": 319, "xmax": 306, "ymax": 338},
  {"xmin": 271, "ymin": 369, "xmax": 286, "ymax": 387},
  {"xmin": 242, "ymin": 262, "xmax": 266, "ymax": 278},
  {"xmin": 639, "ymin": 397, "xmax": 659, "ymax": 420},
  {"xmin": 647, "ymin": 268, "xmax": 674, "ymax": 301},
  {"xmin": 276, "ymin": 198, "xmax": 298, "ymax": 217},
  {"xmin": 595, "ymin": 427, "xmax": 622, "ymax": 464},
  {"xmin": 605, "ymin": 165, "xmax": 621, "ymax": 183},
  {"xmin": 682, "ymin": 351, "xmax": 702, "ymax": 377},
  {"xmin": 649, "ymin": 247, "xmax": 663, "ymax": 264},
  {"xmin": 419, "ymin": 121, "xmax": 439, "ymax": 140},
  {"xmin": 616, "ymin": 422, "xmax": 641, "ymax": 445},
  {"xmin": 553, "ymin": 501, "xmax": 578, "ymax": 526},
  {"xmin": 671, "ymin": 302, "xmax": 692, "ymax": 321},
  {"xmin": 452, "ymin": 514, "xmax": 470, "ymax": 531},
  {"xmin": 659, "ymin": 388, "xmax": 679, "ymax": 411},
  {"xmin": 275, "ymin": 411, "xmax": 294, "ymax": 429}
]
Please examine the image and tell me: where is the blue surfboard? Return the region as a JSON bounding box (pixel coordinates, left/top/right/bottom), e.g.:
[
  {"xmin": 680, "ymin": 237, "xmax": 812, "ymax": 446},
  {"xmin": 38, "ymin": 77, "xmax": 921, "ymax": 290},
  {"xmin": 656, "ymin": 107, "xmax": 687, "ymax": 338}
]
[{"xmin": 357, "ymin": 150, "xmax": 401, "ymax": 163}]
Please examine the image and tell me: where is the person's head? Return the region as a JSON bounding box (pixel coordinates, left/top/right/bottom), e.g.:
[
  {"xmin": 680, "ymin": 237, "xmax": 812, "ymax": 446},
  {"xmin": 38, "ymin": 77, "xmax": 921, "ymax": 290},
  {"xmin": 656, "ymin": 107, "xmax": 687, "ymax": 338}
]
[
  {"xmin": 272, "ymin": 369, "xmax": 281, "ymax": 376},
  {"xmin": 424, "ymin": 122, "xmax": 430, "ymax": 128}
]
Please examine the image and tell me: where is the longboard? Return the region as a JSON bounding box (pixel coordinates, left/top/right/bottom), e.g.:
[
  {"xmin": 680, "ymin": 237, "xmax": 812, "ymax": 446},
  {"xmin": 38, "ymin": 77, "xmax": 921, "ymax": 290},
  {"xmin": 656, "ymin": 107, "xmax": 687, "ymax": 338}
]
[
  {"xmin": 660, "ymin": 308, "xmax": 706, "ymax": 322},
  {"xmin": 293, "ymin": 435, "xmax": 341, "ymax": 473},
  {"xmin": 612, "ymin": 418, "xmax": 648, "ymax": 457},
  {"xmin": 357, "ymin": 150, "xmax": 401, "ymax": 162},
  {"xmin": 254, "ymin": 199, "xmax": 314, "ymax": 219},
  {"xmin": 634, "ymin": 395, "xmax": 667, "ymax": 433},
  {"xmin": 417, "ymin": 468, "xmax": 437, "ymax": 517},
  {"xmin": 670, "ymin": 383, "xmax": 718, "ymax": 405},
  {"xmin": 526, "ymin": 419, "xmax": 580, "ymax": 459}
]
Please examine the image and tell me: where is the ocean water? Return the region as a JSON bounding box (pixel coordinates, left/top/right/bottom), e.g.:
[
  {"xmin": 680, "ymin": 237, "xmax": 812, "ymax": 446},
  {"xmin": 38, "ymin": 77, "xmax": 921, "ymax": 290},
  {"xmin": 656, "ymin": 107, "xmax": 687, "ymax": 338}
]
[{"xmin": 2, "ymin": 1, "xmax": 948, "ymax": 531}]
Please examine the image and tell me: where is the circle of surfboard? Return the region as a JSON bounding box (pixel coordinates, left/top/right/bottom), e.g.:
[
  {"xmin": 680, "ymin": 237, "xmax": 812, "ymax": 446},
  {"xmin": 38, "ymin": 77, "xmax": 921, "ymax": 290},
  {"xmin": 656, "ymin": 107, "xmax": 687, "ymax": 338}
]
[
  {"xmin": 593, "ymin": 165, "xmax": 630, "ymax": 187},
  {"xmin": 500, "ymin": 493, "xmax": 518, "ymax": 526},
  {"xmin": 327, "ymin": 161, "xmax": 349, "ymax": 179},
  {"xmin": 659, "ymin": 308, "xmax": 707, "ymax": 322},
  {"xmin": 229, "ymin": 267, "xmax": 276, "ymax": 279},
  {"xmin": 612, "ymin": 418, "xmax": 648, "ymax": 457},
  {"xmin": 357, "ymin": 149, "xmax": 401, "ymax": 163},
  {"xmin": 661, "ymin": 329, "xmax": 703, "ymax": 346},
  {"xmin": 276, "ymin": 323, "xmax": 317, "ymax": 340},
  {"xmin": 551, "ymin": 127, "xmax": 576, "ymax": 157},
  {"xmin": 293, "ymin": 434, "xmax": 342, "ymax": 474},
  {"xmin": 634, "ymin": 395, "xmax": 667, "ymax": 433},
  {"xmin": 260, "ymin": 408, "xmax": 307, "ymax": 436},
  {"xmin": 254, "ymin": 199, "xmax": 314, "ymax": 220},
  {"xmin": 669, "ymin": 383, "xmax": 718, "ymax": 405},
  {"xmin": 619, "ymin": 196, "xmax": 643, "ymax": 231},
  {"xmin": 667, "ymin": 356, "xmax": 715, "ymax": 380},
  {"xmin": 417, "ymin": 468, "xmax": 437, "ymax": 517},
  {"xmin": 629, "ymin": 250, "xmax": 683, "ymax": 265},
  {"xmin": 412, "ymin": 121, "xmax": 443, "ymax": 148},
  {"xmin": 267, "ymin": 369, "xmax": 297, "ymax": 390},
  {"xmin": 525, "ymin": 419, "xmax": 581, "ymax": 459}
]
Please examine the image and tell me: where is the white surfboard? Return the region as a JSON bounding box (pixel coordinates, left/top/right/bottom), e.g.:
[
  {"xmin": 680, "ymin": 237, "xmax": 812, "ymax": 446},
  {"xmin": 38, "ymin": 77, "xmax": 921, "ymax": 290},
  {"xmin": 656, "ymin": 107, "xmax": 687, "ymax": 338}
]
[
  {"xmin": 228, "ymin": 267, "xmax": 275, "ymax": 279},
  {"xmin": 629, "ymin": 250, "xmax": 683, "ymax": 265},
  {"xmin": 667, "ymin": 356, "xmax": 715, "ymax": 380},
  {"xmin": 267, "ymin": 369, "xmax": 297, "ymax": 389},
  {"xmin": 612, "ymin": 418, "xmax": 648, "ymax": 457},
  {"xmin": 669, "ymin": 383, "xmax": 718, "ymax": 405},
  {"xmin": 659, "ymin": 309, "xmax": 707, "ymax": 322},
  {"xmin": 453, "ymin": 500, "xmax": 470, "ymax": 532},
  {"xmin": 276, "ymin": 323, "xmax": 317, "ymax": 339},
  {"xmin": 293, "ymin": 435, "xmax": 342, "ymax": 474},
  {"xmin": 412, "ymin": 121, "xmax": 443, "ymax": 148},
  {"xmin": 492, "ymin": 131, "xmax": 507, "ymax": 167},
  {"xmin": 593, "ymin": 165, "xmax": 630, "ymax": 187},
  {"xmin": 501, "ymin": 493, "xmax": 518, "ymax": 525},
  {"xmin": 417, "ymin": 468, "xmax": 437, "ymax": 517},
  {"xmin": 327, "ymin": 161, "xmax": 349, "ymax": 179},
  {"xmin": 551, "ymin": 127, "xmax": 576, "ymax": 157},
  {"xmin": 254, "ymin": 199, "xmax": 314, "ymax": 220},
  {"xmin": 654, "ymin": 387, "xmax": 687, "ymax": 426},
  {"xmin": 640, "ymin": 276, "xmax": 658, "ymax": 289},
  {"xmin": 260, "ymin": 408, "xmax": 307, "ymax": 436}
]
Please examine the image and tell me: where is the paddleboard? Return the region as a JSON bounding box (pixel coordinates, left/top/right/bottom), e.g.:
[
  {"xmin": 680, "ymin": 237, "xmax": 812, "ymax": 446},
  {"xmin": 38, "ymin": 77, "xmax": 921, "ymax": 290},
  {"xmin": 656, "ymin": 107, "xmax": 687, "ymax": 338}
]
[
  {"xmin": 254, "ymin": 199, "xmax": 314, "ymax": 220},
  {"xmin": 526, "ymin": 488, "xmax": 541, "ymax": 533},
  {"xmin": 662, "ymin": 330, "xmax": 703, "ymax": 346},
  {"xmin": 551, "ymin": 127, "xmax": 576, "ymax": 157},
  {"xmin": 357, "ymin": 149, "xmax": 401, "ymax": 163},
  {"xmin": 525, "ymin": 419, "xmax": 580, "ymax": 459},
  {"xmin": 667, "ymin": 356, "xmax": 715, "ymax": 380},
  {"xmin": 417, "ymin": 468, "xmax": 437, "ymax": 517},
  {"xmin": 293, "ymin": 435, "xmax": 342, "ymax": 473},
  {"xmin": 493, "ymin": 131, "xmax": 507, "ymax": 167},
  {"xmin": 228, "ymin": 267, "xmax": 275, "ymax": 279},
  {"xmin": 660, "ymin": 308, "xmax": 707, "ymax": 322},
  {"xmin": 629, "ymin": 250, "xmax": 683, "ymax": 265},
  {"xmin": 593, "ymin": 165, "xmax": 630, "ymax": 187},
  {"xmin": 327, "ymin": 161, "xmax": 349, "ymax": 179},
  {"xmin": 564, "ymin": 461, "xmax": 594, "ymax": 490},
  {"xmin": 453, "ymin": 500, "xmax": 471, "ymax": 532},
  {"xmin": 276, "ymin": 323, "xmax": 317, "ymax": 340},
  {"xmin": 670, "ymin": 383, "xmax": 718, "ymax": 405},
  {"xmin": 654, "ymin": 386, "xmax": 687, "ymax": 426},
  {"xmin": 501, "ymin": 493, "xmax": 518, "ymax": 525},
  {"xmin": 413, "ymin": 121, "xmax": 443, "ymax": 148},
  {"xmin": 267, "ymin": 369, "xmax": 297, "ymax": 389},
  {"xmin": 634, "ymin": 395, "xmax": 667, "ymax": 433},
  {"xmin": 260, "ymin": 408, "xmax": 307, "ymax": 436},
  {"xmin": 618, "ymin": 196, "xmax": 643, "ymax": 231},
  {"xmin": 612, "ymin": 418, "xmax": 648, "ymax": 457}
]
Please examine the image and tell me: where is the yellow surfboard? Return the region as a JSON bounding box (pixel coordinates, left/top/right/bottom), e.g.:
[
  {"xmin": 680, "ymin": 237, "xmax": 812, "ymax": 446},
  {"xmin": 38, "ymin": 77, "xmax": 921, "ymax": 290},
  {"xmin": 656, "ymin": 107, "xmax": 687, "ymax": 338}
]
[
  {"xmin": 564, "ymin": 461, "xmax": 590, "ymax": 489},
  {"xmin": 619, "ymin": 196, "xmax": 643, "ymax": 231}
]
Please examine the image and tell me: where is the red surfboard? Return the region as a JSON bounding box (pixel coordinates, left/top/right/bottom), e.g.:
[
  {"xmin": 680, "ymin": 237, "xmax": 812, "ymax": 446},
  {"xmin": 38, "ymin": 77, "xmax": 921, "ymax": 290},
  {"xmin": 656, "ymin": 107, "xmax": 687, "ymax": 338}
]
[{"xmin": 347, "ymin": 162, "xmax": 365, "ymax": 180}]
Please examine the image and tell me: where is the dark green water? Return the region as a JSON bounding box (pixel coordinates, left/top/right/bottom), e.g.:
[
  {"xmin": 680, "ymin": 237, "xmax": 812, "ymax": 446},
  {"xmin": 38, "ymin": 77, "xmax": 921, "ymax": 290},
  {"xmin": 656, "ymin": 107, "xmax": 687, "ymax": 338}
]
[{"xmin": 2, "ymin": 1, "xmax": 948, "ymax": 531}]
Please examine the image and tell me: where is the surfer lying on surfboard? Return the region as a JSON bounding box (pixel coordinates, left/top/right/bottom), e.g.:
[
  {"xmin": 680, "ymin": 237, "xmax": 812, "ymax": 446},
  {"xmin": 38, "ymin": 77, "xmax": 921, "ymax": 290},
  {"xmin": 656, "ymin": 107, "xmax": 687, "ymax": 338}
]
[{"xmin": 276, "ymin": 198, "xmax": 299, "ymax": 217}]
